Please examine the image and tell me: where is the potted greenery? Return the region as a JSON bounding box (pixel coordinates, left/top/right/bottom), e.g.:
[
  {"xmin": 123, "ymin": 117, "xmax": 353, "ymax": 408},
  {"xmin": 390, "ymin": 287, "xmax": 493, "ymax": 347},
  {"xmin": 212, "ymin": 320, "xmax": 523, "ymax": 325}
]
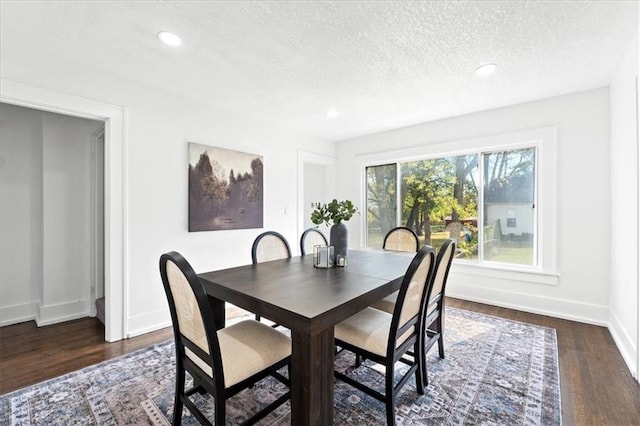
[{"xmin": 311, "ymin": 199, "xmax": 357, "ymax": 264}]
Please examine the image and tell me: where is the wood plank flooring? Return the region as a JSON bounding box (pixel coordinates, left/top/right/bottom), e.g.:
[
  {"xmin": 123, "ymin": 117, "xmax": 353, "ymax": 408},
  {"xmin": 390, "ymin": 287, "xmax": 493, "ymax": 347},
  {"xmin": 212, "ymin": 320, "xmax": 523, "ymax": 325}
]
[{"xmin": 1, "ymin": 298, "xmax": 640, "ymax": 425}]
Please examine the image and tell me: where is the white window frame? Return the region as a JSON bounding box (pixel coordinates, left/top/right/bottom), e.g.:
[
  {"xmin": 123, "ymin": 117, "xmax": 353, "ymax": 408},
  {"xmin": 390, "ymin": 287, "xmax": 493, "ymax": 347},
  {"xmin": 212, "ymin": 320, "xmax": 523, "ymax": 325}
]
[{"xmin": 360, "ymin": 126, "xmax": 558, "ymax": 285}]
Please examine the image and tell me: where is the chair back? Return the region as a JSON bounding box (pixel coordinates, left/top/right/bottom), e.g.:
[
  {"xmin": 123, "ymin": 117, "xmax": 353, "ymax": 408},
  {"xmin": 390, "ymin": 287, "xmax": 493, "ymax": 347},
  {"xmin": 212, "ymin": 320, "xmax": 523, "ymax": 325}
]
[
  {"xmin": 383, "ymin": 226, "xmax": 420, "ymax": 252},
  {"xmin": 251, "ymin": 231, "xmax": 292, "ymax": 264},
  {"xmin": 388, "ymin": 245, "xmax": 435, "ymax": 355},
  {"xmin": 300, "ymin": 227, "xmax": 328, "ymax": 256},
  {"xmin": 160, "ymin": 251, "xmax": 224, "ymax": 389},
  {"xmin": 430, "ymin": 238, "xmax": 456, "ymax": 302}
]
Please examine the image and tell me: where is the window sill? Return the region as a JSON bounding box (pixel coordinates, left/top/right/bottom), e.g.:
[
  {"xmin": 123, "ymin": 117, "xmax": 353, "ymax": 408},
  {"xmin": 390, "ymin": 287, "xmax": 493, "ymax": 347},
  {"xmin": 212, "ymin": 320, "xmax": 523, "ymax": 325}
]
[{"xmin": 452, "ymin": 260, "xmax": 559, "ymax": 286}]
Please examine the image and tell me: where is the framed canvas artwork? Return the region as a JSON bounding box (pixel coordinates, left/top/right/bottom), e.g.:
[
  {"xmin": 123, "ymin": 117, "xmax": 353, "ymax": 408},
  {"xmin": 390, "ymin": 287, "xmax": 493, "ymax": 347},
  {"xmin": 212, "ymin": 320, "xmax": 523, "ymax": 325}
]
[{"xmin": 188, "ymin": 142, "xmax": 263, "ymax": 231}]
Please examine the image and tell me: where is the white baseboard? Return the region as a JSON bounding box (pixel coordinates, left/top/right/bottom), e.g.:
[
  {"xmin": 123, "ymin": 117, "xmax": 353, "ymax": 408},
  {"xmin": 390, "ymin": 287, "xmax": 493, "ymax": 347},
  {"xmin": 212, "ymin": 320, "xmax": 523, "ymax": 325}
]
[
  {"xmin": 125, "ymin": 306, "xmax": 254, "ymax": 339},
  {"xmin": 447, "ymin": 283, "xmax": 609, "ymax": 326},
  {"xmin": 608, "ymin": 310, "xmax": 638, "ymax": 379},
  {"xmin": 0, "ymin": 301, "xmax": 38, "ymax": 326},
  {"xmin": 36, "ymin": 299, "xmax": 91, "ymax": 326},
  {"xmin": 127, "ymin": 308, "xmax": 172, "ymax": 338}
]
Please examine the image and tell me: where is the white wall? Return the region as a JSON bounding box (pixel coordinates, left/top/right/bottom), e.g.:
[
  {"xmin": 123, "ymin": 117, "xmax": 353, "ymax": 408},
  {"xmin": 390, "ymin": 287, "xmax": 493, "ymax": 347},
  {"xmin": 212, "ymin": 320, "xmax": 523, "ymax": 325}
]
[
  {"xmin": 126, "ymin": 105, "xmax": 333, "ymax": 335},
  {"xmin": 0, "ymin": 103, "xmax": 102, "ymax": 326},
  {"xmin": 336, "ymin": 88, "xmax": 612, "ymax": 325},
  {"xmin": 609, "ymin": 34, "xmax": 639, "ymax": 378},
  {"xmin": 40, "ymin": 112, "xmax": 101, "ymax": 324},
  {"xmin": 0, "ymin": 50, "xmax": 335, "ymax": 336},
  {"xmin": 0, "ymin": 103, "xmax": 43, "ymax": 325},
  {"xmin": 121, "ymin": 93, "xmax": 334, "ymax": 336}
]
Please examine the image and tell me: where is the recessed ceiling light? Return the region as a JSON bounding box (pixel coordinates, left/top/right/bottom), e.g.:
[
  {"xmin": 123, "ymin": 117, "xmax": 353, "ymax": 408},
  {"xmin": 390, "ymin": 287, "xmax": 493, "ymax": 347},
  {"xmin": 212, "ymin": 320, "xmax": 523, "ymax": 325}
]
[
  {"xmin": 475, "ymin": 63, "xmax": 497, "ymax": 76},
  {"xmin": 157, "ymin": 31, "xmax": 182, "ymax": 47},
  {"xmin": 326, "ymin": 109, "xmax": 339, "ymax": 119}
]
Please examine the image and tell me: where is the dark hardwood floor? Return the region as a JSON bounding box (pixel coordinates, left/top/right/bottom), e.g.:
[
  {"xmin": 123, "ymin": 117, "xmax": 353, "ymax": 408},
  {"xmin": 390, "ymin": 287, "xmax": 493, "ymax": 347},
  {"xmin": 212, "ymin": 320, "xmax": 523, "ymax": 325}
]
[{"xmin": 1, "ymin": 298, "xmax": 639, "ymax": 424}]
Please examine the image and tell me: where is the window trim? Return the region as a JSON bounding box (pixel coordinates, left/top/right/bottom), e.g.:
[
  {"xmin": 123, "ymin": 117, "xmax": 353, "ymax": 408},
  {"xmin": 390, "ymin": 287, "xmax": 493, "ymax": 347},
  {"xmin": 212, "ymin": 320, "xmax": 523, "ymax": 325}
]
[{"xmin": 360, "ymin": 126, "xmax": 558, "ymax": 282}]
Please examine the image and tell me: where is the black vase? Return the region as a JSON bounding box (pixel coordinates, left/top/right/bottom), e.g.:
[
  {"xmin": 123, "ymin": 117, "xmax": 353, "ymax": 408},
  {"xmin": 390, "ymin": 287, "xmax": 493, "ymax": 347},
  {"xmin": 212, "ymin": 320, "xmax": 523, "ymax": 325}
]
[{"xmin": 330, "ymin": 222, "xmax": 348, "ymax": 263}]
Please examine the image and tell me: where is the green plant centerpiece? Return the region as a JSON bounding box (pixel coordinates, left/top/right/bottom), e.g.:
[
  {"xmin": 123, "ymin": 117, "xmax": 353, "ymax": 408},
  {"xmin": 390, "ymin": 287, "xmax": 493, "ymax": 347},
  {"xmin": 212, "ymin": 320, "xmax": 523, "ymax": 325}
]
[
  {"xmin": 311, "ymin": 199, "xmax": 357, "ymax": 266},
  {"xmin": 310, "ymin": 199, "xmax": 357, "ymax": 226}
]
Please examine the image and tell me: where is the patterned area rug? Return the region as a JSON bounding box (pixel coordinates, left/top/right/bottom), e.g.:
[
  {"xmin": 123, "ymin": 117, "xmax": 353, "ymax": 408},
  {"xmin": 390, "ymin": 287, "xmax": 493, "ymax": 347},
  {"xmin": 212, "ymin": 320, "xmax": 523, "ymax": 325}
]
[{"xmin": 0, "ymin": 308, "xmax": 561, "ymax": 425}]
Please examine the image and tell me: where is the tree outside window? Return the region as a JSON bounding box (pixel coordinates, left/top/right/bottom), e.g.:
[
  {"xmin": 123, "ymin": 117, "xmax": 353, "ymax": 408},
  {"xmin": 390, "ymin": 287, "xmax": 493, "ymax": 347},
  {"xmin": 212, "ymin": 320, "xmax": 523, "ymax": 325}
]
[
  {"xmin": 366, "ymin": 163, "xmax": 396, "ymax": 248},
  {"xmin": 366, "ymin": 147, "xmax": 536, "ymax": 267}
]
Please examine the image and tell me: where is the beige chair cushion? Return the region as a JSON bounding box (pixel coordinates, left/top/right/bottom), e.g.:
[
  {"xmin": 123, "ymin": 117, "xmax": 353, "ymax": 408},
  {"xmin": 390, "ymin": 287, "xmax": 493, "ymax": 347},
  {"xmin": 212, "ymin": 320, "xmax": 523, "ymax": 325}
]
[
  {"xmin": 371, "ymin": 248, "xmax": 431, "ymax": 314},
  {"xmin": 166, "ymin": 260, "xmax": 209, "ymax": 354},
  {"xmin": 370, "ymin": 292, "xmax": 397, "ymax": 314},
  {"xmin": 373, "ymin": 291, "xmax": 440, "ymax": 317},
  {"xmin": 398, "ymin": 253, "xmax": 432, "ymax": 325},
  {"xmin": 335, "ymin": 307, "xmax": 412, "ymax": 357},
  {"xmin": 186, "ymin": 320, "xmax": 291, "ymax": 388},
  {"xmin": 373, "ymin": 243, "xmax": 446, "ymax": 315},
  {"xmin": 431, "ymin": 241, "xmax": 455, "ymax": 297}
]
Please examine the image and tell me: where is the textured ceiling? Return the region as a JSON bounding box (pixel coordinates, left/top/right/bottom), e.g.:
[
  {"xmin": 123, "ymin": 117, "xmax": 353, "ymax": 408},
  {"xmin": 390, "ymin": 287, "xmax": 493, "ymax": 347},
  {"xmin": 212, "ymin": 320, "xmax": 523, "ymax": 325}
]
[{"xmin": 0, "ymin": 1, "xmax": 637, "ymax": 141}]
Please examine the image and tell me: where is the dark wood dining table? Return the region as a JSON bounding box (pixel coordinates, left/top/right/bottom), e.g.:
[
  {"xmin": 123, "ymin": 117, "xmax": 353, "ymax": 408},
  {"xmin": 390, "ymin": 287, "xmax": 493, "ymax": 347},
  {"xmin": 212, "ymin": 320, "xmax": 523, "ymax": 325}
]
[{"xmin": 198, "ymin": 249, "xmax": 414, "ymax": 425}]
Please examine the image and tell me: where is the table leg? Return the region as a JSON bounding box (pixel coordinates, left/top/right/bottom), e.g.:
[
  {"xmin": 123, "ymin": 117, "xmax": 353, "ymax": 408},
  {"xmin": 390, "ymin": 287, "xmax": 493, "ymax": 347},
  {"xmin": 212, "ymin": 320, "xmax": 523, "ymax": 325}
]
[
  {"xmin": 209, "ymin": 297, "xmax": 225, "ymax": 330},
  {"xmin": 291, "ymin": 327, "xmax": 335, "ymax": 425}
]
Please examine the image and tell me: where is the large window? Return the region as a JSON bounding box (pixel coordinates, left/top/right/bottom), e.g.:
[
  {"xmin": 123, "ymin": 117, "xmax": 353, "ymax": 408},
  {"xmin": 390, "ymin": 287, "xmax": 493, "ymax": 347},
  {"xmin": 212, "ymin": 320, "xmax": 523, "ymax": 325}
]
[
  {"xmin": 366, "ymin": 147, "xmax": 536, "ymax": 267},
  {"xmin": 366, "ymin": 163, "xmax": 397, "ymax": 248}
]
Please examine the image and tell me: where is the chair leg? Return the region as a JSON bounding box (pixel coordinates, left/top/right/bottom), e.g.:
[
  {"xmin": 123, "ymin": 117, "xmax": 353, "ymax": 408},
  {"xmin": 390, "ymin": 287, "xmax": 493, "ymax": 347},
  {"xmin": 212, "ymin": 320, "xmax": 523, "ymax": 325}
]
[
  {"xmin": 422, "ymin": 331, "xmax": 429, "ymax": 386},
  {"xmin": 173, "ymin": 367, "xmax": 185, "ymax": 426},
  {"xmin": 385, "ymin": 365, "xmax": 396, "ymax": 426},
  {"xmin": 255, "ymin": 314, "xmax": 261, "ymax": 322},
  {"xmin": 422, "ymin": 356, "xmax": 429, "ymax": 388},
  {"xmin": 437, "ymin": 314, "xmax": 445, "ymax": 359},
  {"xmin": 215, "ymin": 396, "xmax": 225, "ymax": 426},
  {"xmin": 414, "ymin": 341, "xmax": 425, "ymax": 394}
]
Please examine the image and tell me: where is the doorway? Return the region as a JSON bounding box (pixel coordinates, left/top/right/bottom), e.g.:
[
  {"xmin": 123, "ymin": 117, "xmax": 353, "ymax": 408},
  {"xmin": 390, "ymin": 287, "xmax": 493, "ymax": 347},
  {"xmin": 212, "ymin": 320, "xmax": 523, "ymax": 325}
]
[
  {"xmin": 0, "ymin": 102, "xmax": 105, "ymax": 335},
  {"xmin": 297, "ymin": 151, "xmax": 336, "ymax": 251},
  {"xmin": 1, "ymin": 79, "xmax": 126, "ymax": 342}
]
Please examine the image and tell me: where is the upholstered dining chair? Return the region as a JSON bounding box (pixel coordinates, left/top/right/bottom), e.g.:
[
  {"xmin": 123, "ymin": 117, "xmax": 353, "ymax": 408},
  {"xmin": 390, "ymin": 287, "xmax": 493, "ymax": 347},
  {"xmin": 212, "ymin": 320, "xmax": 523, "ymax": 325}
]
[
  {"xmin": 251, "ymin": 231, "xmax": 292, "ymax": 264},
  {"xmin": 371, "ymin": 238, "xmax": 457, "ymax": 386},
  {"xmin": 251, "ymin": 231, "xmax": 291, "ymax": 324},
  {"xmin": 368, "ymin": 226, "xmax": 420, "ymax": 325},
  {"xmin": 420, "ymin": 238, "xmax": 456, "ymax": 384},
  {"xmin": 333, "ymin": 245, "xmax": 436, "ymax": 426},
  {"xmin": 299, "ymin": 227, "xmax": 328, "ymax": 256},
  {"xmin": 383, "ymin": 226, "xmax": 420, "ymax": 253},
  {"xmin": 159, "ymin": 251, "xmax": 291, "ymax": 426}
]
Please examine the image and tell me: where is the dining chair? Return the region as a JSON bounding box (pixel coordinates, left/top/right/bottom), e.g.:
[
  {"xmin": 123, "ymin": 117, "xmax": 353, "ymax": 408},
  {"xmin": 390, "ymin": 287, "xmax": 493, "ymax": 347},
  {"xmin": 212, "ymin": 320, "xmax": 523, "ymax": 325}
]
[
  {"xmin": 159, "ymin": 251, "xmax": 291, "ymax": 426},
  {"xmin": 251, "ymin": 231, "xmax": 291, "ymax": 324},
  {"xmin": 368, "ymin": 226, "xmax": 420, "ymax": 317},
  {"xmin": 333, "ymin": 245, "xmax": 436, "ymax": 426},
  {"xmin": 251, "ymin": 230, "xmax": 292, "ymax": 264},
  {"xmin": 370, "ymin": 238, "xmax": 456, "ymax": 386},
  {"xmin": 383, "ymin": 226, "xmax": 420, "ymax": 253},
  {"xmin": 299, "ymin": 227, "xmax": 328, "ymax": 256},
  {"xmin": 420, "ymin": 238, "xmax": 456, "ymax": 384}
]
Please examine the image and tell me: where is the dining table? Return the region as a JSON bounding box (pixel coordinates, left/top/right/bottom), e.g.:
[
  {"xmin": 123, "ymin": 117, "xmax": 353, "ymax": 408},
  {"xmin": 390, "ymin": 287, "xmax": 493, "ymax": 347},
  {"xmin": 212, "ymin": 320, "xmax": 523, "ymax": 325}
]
[{"xmin": 198, "ymin": 248, "xmax": 414, "ymax": 425}]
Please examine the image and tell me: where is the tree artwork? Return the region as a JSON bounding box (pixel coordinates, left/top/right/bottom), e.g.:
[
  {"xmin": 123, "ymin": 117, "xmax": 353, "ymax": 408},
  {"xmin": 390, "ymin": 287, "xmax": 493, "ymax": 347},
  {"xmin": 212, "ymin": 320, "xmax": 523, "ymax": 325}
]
[{"xmin": 188, "ymin": 143, "xmax": 263, "ymax": 231}]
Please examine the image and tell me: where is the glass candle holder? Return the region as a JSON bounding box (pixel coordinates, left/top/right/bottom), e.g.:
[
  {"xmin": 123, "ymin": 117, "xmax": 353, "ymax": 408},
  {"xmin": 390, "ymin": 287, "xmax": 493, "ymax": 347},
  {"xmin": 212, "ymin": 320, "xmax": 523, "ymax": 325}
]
[{"xmin": 313, "ymin": 245, "xmax": 334, "ymax": 268}]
